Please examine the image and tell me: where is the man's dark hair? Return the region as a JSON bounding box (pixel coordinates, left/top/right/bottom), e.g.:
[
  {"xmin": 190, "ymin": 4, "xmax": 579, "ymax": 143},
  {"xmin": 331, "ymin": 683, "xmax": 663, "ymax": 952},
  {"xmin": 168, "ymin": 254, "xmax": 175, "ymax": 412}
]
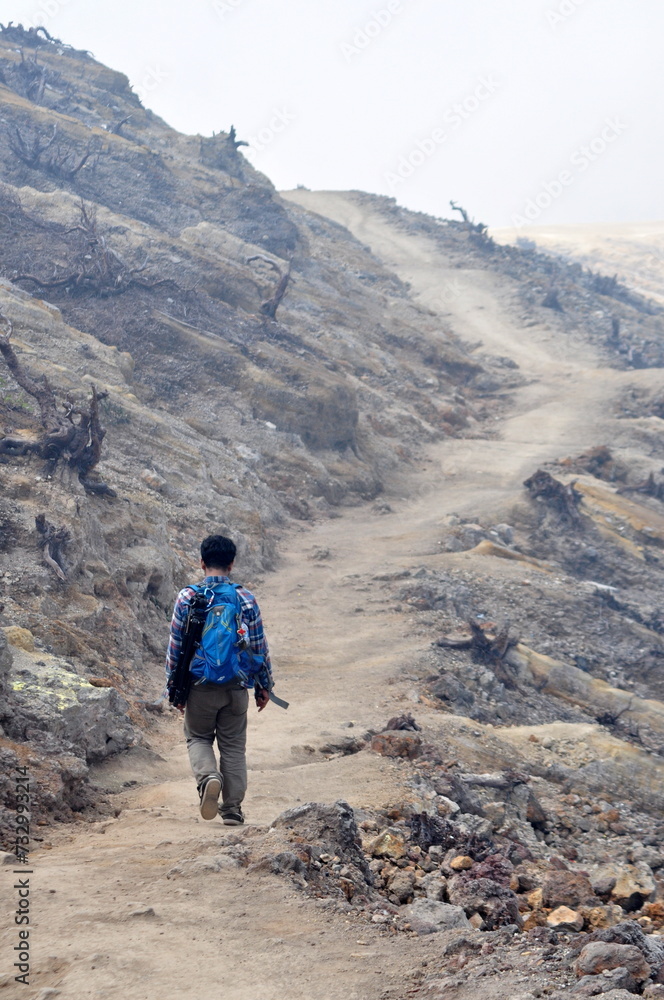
[{"xmin": 201, "ymin": 535, "xmax": 237, "ymax": 570}]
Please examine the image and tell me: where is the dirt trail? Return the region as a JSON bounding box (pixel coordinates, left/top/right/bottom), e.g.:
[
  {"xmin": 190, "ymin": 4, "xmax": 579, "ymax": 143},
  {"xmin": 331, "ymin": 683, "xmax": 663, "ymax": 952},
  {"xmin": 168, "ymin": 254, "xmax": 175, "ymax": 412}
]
[{"xmin": 11, "ymin": 193, "xmax": 646, "ymax": 999}]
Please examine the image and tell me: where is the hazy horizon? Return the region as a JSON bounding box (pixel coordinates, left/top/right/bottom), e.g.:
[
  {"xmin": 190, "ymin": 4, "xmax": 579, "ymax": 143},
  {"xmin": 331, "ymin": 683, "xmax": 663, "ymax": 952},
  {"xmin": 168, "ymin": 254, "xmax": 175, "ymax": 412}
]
[{"xmin": 1, "ymin": 0, "xmax": 661, "ymax": 231}]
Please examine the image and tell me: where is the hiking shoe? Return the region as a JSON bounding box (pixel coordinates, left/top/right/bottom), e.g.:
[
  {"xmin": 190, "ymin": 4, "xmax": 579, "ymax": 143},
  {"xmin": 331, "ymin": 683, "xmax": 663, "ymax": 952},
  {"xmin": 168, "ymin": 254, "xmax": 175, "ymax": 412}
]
[
  {"xmin": 221, "ymin": 807, "xmax": 244, "ymax": 826},
  {"xmin": 198, "ymin": 776, "xmax": 222, "ymax": 821}
]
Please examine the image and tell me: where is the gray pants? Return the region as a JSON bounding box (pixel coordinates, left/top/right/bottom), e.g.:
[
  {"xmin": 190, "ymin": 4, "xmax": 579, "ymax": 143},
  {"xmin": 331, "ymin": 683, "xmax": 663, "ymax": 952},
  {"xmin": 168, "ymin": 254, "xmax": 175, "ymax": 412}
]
[{"xmin": 183, "ymin": 683, "xmax": 249, "ymax": 815}]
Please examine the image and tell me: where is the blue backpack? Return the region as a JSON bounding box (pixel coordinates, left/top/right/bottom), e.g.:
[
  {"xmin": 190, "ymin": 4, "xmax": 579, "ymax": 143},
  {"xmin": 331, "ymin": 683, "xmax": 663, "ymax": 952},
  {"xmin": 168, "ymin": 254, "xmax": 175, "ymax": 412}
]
[{"xmin": 188, "ymin": 582, "xmax": 264, "ymax": 688}]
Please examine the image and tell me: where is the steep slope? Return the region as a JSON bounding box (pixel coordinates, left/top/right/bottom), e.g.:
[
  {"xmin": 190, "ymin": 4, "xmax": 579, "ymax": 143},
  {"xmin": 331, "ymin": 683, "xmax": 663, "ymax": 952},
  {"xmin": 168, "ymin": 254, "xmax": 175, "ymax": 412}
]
[
  {"xmin": 8, "ymin": 192, "xmax": 664, "ymax": 1000},
  {"xmin": 0, "ymin": 26, "xmax": 495, "ymax": 818}
]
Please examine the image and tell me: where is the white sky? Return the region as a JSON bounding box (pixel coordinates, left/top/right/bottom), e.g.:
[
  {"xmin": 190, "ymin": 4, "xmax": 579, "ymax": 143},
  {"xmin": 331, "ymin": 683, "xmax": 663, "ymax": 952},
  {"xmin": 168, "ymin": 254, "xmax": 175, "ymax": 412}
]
[{"xmin": 3, "ymin": 0, "xmax": 662, "ymax": 228}]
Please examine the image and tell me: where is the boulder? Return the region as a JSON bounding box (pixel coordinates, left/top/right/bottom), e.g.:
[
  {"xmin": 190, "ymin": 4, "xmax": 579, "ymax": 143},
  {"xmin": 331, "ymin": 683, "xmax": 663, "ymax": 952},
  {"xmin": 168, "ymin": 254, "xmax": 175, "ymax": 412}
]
[
  {"xmin": 580, "ymin": 905, "xmax": 624, "ymax": 930},
  {"xmin": 272, "ymin": 800, "xmax": 367, "ymax": 870},
  {"xmin": 404, "ymin": 899, "xmax": 470, "ymax": 934},
  {"xmin": 547, "ymin": 906, "xmax": 584, "ymax": 932},
  {"xmin": 575, "ymin": 942, "xmax": 651, "ymax": 982},
  {"xmin": 371, "ymin": 731, "xmax": 422, "ymax": 759},
  {"xmin": 573, "ymin": 967, "xmax": 638, "ymax": 997},
  {"xmin": 450, "ymin": 855, "xmax": 474, "ymax": 871},
  {"xmin": 541, "ymin": 870, "xmax": 598, "ymax": 909},
  {"xmin": 611, "ymin": 864, "xmax": 656, "ymax": 911},
  {"xmin": 3, "ymin": 626, "xmax": 35, "ymax": 652},
  {"xmin": 387, "ymin": 870, "xmax": 416, "ymax": 904},
  {"xmin": 7, "ymin": 653, "xmax": 136, "ymax": 761},
  {"xmin": 420, "ymin": 873, "xmax": 448, "ymax": 901},
  {"xmin": 447, "ymin": 874, "xmax": 522, "ymax": 930},
  {"xmin": 589, "ymin": 920, "xmax": 664, "ymax": 978},
  {"xmin": 366, "ymin": 829, "xmax": 407, "ymax": 860}
]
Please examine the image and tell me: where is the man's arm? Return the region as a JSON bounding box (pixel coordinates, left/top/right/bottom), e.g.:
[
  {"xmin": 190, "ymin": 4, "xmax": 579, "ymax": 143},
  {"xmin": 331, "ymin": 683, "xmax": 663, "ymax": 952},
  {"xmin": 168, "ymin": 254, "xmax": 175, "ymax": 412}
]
[
  {"xmin": 165, "ymin": 587, "xmax": 195, "ymax": 677},
  {"xmin": 237, "ymin": 587, "xmax": 273, "ymax": 696}
]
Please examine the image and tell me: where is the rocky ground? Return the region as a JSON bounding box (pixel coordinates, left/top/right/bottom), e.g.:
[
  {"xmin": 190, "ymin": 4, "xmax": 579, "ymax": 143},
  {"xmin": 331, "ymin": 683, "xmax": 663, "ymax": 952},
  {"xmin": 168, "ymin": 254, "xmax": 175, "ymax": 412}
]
[{"xmin": 0, "ymin": 25, "xmax": 664, "ymax": 1000}]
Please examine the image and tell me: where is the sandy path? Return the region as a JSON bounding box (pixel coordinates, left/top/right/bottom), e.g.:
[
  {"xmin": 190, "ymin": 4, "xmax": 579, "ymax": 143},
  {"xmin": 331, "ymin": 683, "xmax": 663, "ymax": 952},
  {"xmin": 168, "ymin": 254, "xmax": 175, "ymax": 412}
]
[{"xmin": 8, "ymin": 192, "xmax": 649, "ymax": 1000}]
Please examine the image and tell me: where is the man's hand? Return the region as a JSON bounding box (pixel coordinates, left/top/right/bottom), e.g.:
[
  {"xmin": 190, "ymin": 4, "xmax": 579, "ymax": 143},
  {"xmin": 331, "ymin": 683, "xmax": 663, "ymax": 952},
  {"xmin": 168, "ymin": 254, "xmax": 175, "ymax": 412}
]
[{"xmin": 255, "ymin": 688, "xmax": 270, "ymax": 712}]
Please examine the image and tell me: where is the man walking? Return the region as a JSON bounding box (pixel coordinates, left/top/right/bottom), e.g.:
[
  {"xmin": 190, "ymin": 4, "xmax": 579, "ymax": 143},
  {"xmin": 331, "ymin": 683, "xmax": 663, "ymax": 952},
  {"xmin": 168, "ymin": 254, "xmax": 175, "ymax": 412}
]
[{"xmin": 165, "ymin": 534, "xmax": 273, "ymax": 825}]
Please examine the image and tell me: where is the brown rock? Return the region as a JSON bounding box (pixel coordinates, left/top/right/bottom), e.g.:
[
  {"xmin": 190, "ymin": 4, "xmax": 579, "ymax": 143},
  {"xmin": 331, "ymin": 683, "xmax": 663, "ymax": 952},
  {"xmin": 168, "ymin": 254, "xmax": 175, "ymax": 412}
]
[
  {"xmin": 644, "ymin": 901, "xmax": 664, "ymax": 929},
  {"xmin": 370, "ymin": 731, "xmax": 422, "ymax": 759},
  {"xmin": 523, "ymin": 910, "xmax": 548, "ymax": 931},
  {"xmin": 527, "ymin": 887, "xmax": 544, "ymax": 909},
  {"xmin": 367, "ymin": 830, "xmax": 407, "ymax": 860},
  {"xmin": 450, "ymin": 856, "xmax": 474, "ymax": 872},
  {"xmin": 547, "ymin": 905, "xmax": 584, "ymax": 931},
  {"xmin": 611, "ymin": 864, "xmax": 656, "ymax": 911},
  {"xmin": 3, "ymin": 626, "xmax": 35, "ymax": 652},
  {"xmin": 576, "ymin": 942, "xmax": 651, "ymax": 982},
  {"xmin": 580, "ymin": 904, "xmax": 624, "ymax": 930},
  {"xmin": 542, "ymin": 870, "xmax": 597, "ymax": 909}
]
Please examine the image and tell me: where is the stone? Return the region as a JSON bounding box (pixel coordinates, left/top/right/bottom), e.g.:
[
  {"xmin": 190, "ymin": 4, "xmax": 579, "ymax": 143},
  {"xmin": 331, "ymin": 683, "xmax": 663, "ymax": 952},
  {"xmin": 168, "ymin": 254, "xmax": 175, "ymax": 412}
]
[
  {"xmin": 6, "ymin": 656, "xmax": 137, "ymax": 762},
  {"xmin": 580, "ymin": 905, "xmax": 624, "ymax": 930},
  {"xmin": 450, "ymin": 855, "xmax": 474, "ymax": 871},
  {"xmin": 644, "ymin": 986, "xmax": 664, "ymax": 998},
  {"xmin": 436, "ymin": 795, "xmax": 460, "ymax": 817},
  {"xmin": 129, "ymin": 907, "xmax": 156, "ymax": 918},
  {"xmin": 272, "ymin": 801, "xmax": 366, "ymax": 869},
  {"xmin": 370, "ymin": 731, "xmax": 422, "ymax": 759},
  {"xmin": 575, "ymin": 942, "xmax": 651, "ymax": 982},
  {"xmin": 591, "ymin": 865, "xmax": 620, "ymax": 899},
  {"xmin": 3, "ymin": 626, "xmax": 35, "ymax": 652},
  {"xmin": 573, "ymin": 967, "xmax": 637, "ymax": 997},
  {"xmin": 590, "ymin": 921, "xmax": 664, "ymax": 980},
  {"xmin": 644, "ymin": 902, "xmax": 664, "ymax": 929},
  {"xmin": 367, "ymin": 830, "xmax": 407, "ymax": 860},
  {"xmin": 611, "ymin": 864, "xmax": 656, "ymax": 911},
  {"xmin": 527, "ymin": 887, "xmax": 544, "ymax": 909},
  {"xmin": 404, "ymin": 899, "xmax": 470, "ymax": 933},
  {"xmin": 541, "ymin": 870, "xmax": 598, "ymax": 909},
  {"xmin": 547, "ymin": 906, "xmax": 584, "ymax": 931},
  {"xmin": 387, "ymin": 870, "xmax": 416, "ymax": 904},
  {"xmin": 420, "ymin": 872, "xmax": 448, "ymax": 901},
  {"xmin": 447, "ymin": 875, "xmax": 522, "ymax": 930},
  {"xmin": 140, "ymin": 469, "xmax": 168, "ymax": 493}
]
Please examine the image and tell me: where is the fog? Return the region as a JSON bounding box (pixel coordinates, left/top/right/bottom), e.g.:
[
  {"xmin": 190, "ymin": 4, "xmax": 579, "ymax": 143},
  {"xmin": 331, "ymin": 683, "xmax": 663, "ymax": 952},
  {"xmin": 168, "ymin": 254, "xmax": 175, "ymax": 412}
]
[{"xmin": 2, "ymin": 0, "xmax": 661, "ymax": 227}]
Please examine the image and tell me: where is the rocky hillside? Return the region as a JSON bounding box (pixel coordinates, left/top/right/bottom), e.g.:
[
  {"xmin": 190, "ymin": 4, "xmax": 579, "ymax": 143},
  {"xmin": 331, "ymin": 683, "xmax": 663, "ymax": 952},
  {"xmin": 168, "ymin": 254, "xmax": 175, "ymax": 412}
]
[
  {"xmin": 0, "ymin": 24, "xmax": 505, "ymax": 821},
  {"xmin": 2, "ymin": 25, "xmax": 664, "ymax": 1000}
]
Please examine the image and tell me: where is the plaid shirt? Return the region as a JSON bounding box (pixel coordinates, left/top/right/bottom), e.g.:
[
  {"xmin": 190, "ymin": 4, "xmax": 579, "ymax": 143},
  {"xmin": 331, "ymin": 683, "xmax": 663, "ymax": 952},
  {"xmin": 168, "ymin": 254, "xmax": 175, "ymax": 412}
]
[{"xmin": 165, "ymin": 575, "xmax": 273, "ymax": 690}]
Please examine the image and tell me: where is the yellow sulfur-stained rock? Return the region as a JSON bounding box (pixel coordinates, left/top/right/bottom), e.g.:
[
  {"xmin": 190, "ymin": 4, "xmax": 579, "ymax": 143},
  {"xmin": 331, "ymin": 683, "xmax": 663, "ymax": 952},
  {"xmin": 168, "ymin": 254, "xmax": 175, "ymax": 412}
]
[{"xmin": 366, "ymin": 830, "xmax": 407, "ymax": 861}]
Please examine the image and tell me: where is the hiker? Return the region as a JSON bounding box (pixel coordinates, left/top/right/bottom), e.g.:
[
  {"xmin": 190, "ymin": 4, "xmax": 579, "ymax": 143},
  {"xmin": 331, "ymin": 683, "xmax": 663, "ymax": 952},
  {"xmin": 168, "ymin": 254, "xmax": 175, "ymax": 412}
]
[{"xmin": 165, "ymin": 534, "xmax": 273, "ymax": 825}]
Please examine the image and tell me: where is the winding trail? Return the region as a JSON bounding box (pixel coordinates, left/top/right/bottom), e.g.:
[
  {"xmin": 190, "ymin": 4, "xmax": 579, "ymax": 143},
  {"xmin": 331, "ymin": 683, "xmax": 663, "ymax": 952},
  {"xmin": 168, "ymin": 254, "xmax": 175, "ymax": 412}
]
[{"xmin": 14, "ymin": 192, "xmax": 650, "ymax": 1000}]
